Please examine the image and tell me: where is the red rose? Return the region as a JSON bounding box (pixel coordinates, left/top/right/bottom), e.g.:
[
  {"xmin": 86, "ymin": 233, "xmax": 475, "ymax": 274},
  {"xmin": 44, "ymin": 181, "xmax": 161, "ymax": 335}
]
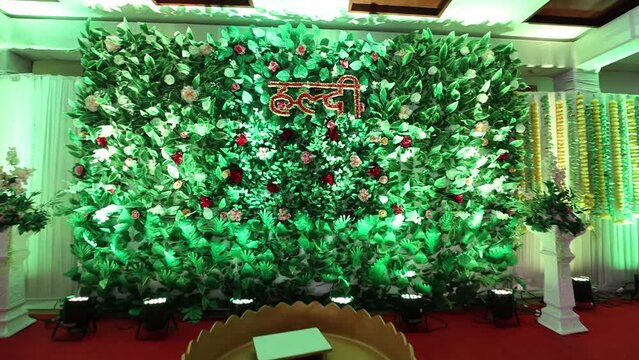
[
  {"xmin": 322, "ymin": 173, "xmax": 335, "ymax": 186},
  {"xmin": 231, "ymin": 83, "xmax": 240, "ymax": 92},
  {"xmin": 498, "ymin": 152, "xmax": 510, "ymax": 161},
  {"xmin": 296, "ymin": 45, "xmax": 306, "ymax": 56},
  {"xmin": 268, "ymin": 61, "xmax": 279, "ymax": 72},
  {"xmin": 96, "ymin": 137, "xmax": 108, "ymax": 147},
  {"xmin": 267, "ymin": 183, "xmax": 280, "ymax": 193},
  {"xmin": 235, "ymin": 133, "xmax": 248, "ymax": 146},
  {"xmin": 368, "ymin": 163, "xmax": 381, "ymax": 177},
  {"xmin": 280, "ymin": 128, "xmax": 295, "ymax": 141},
  {"xmin": 171, "ymin": 151, "xmax": 183, "ymax": 165},
  {"xmin": 234, "ymin": 44, "xmax": 246, "ymax": 54},
  {"xmin": 229, "ymin": 168, "xmax": 243, "ymax": 184},
  {"xmin": 400, "ymin": 135, "xmax": 412, "ymax": 148},
  {"xmin": 200, "ymin": 196, "xmax": 213, "ymax": 208},
  {"xmin": 392, "ymin": 204, "xmax": 404, "ymax": 215},
  {"xmin": 326, "ymin": 128, "xmax": 339, "ymax": 142},
  {"xmin": 326, "ymin": 120, "xmax": 336, "ymax": 129},
  {"xmin": 73, "ymin": 164, "xmax": 85, "ymax": 177},
  {"xmin": 451, "ymin": 194, "xmax": 464, "ymax": 204},
  {"xmin": 371, "ymin": 52, "xmax": 378, "ymax": 62},
  {"xmin": 340, "ymin": 59, "xmax": 349, "ymax": 68}
]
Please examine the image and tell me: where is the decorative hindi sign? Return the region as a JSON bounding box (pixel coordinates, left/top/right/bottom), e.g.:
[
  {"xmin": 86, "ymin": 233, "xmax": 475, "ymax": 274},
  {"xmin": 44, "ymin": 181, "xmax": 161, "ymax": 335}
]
[{"xmin": 268, "ymin": 75, "xmax": 363, "ymax": 118}]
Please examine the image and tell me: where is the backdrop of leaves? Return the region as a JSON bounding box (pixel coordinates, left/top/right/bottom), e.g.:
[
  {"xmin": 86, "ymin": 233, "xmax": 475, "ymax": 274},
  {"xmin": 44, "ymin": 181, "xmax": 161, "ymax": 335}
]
[{"xmin": 66, "ymin": 20, "xmax": 527, "ymax": 320}]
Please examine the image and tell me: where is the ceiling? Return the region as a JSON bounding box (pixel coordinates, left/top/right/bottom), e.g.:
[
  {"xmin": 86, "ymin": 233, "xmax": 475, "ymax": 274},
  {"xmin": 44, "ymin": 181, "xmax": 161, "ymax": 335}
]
[
  {"xmin": 0, "ymin": 0, "xmax": 621, "ymax": 41},
  {"xmin": 603, "ymin": 52, "xmax": 639, "ymax": 72}
]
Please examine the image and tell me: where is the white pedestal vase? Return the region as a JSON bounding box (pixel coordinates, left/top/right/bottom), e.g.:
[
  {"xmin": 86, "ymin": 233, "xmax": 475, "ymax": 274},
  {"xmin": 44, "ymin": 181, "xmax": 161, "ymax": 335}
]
[
  {"xmin": 536, "ymin": 226, "xmax": 588, "ymax": 335},
  {"xmin": 0, "ymin": 228, "xmax": 35, "ymax": 337}
]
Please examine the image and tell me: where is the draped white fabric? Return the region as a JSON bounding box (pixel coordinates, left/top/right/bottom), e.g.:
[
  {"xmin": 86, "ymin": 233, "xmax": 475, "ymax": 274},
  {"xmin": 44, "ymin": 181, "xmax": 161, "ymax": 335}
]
[
  {"xmin": 0, "ymin": 75, "xmax": 636, "ymax": 302},
  {"xmin": 0, "ymin": 74, "xmax": 77, "ymax": 301}
]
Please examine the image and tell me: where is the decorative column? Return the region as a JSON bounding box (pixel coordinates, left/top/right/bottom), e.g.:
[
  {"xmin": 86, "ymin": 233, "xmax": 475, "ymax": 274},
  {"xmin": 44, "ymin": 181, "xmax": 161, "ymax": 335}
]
[
  {"xmin": 0, "ymin": 229, "xmax": 35, "ymax": 337},
  {"xmin": 537, "ymin": 226, "xmax": 588, "ymax": 335}
]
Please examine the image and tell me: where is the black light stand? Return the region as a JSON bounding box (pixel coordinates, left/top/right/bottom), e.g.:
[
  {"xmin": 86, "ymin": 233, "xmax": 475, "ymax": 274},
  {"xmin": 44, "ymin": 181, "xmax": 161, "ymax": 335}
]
[
  {"xmin": 485, "ymin": 289, "xmax": 519, "ymax": 327},
  {"xmin": 136, "ymin": 297, "xmax": 177, "ymax": 340},
  {"xmin": 51, "ymin": 296, "xmax": 97, "ymax": 341},
  {"xmin": 572, "ymin": 276, "xmax": 596, "ymax": 308}
]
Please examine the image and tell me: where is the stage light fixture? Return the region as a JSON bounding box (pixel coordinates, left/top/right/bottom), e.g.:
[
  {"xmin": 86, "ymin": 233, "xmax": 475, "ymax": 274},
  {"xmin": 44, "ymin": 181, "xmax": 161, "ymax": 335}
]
[
  {"xmin": 397, "ymin": 293, "xmax": 425, "ymax": 325},
  {"xmin": 51, "ymin": 295, "xmax": 97, "ymax": 340},
  {"xmin": 572, "ymin": 276, "xmax": 595, "ymax": 308},
  {"xmin": 136, "ymin": 297, "xmax": 176, "ymax": 340},
  {"xmin": 229, "ymin": 297, "xmax": 256, "ymax": 316},
  {"xmin": 329, "ymin": 296, "xmax": 354, "ymax": 306},
  {"xmin": 486, "ymin": 289, "xmax": 519, "ymax": 327}
]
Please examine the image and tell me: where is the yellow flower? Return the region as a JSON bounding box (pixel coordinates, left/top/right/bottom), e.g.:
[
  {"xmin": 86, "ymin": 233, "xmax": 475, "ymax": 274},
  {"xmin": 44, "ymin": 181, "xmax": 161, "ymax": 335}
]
[
  {"xmin": 173, "ymin": 180, "xmax": 183, "ymax": 190},
  {"xmin": 381, "ymin": 137, "xmax": 389, "ymax": 146},
  {"xmin": 222, "ymin": 169, "xmax": 231, "ymax": 178},
  {"xmin": 378, "ymin": 210, "xmax": 387, "ymax": 218}
]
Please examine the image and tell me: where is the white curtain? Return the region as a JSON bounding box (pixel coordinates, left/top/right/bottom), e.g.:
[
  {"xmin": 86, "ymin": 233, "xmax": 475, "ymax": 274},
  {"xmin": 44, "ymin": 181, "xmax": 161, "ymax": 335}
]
[{"xmin": 0, "ymin": 74, "xmax": 78, "ymax": 302}]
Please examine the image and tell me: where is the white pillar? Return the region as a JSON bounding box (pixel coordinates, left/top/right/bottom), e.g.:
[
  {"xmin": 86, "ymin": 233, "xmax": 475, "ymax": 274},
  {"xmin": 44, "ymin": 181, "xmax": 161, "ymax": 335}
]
[
  {"xmin": 0, "ymin": 229, "xmax": 35, "ymax": 337},
  {"xmin": 537, "ymin": 226, "xmax": 588, "ymax": 335}
]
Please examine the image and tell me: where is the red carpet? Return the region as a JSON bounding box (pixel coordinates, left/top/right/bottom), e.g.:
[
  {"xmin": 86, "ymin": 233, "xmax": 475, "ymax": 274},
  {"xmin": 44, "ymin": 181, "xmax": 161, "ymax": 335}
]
[{"xmin": 1, "ymin": 301, "xmax": 637, "ymax": 360}]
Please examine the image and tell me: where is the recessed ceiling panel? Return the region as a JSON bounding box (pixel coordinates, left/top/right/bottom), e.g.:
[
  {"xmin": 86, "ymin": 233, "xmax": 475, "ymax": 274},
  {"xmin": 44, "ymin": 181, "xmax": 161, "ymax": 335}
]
[
  {"xmin": 527, "ymin": 0, "xmax": 638, "ymax": 27},
  {"xmin": 153, "ymin": 0, "xmax": 253, "ymax": 7},
  {"xmin": 349, "ymin": 0, "xmax": 451, "ymax": 17}
]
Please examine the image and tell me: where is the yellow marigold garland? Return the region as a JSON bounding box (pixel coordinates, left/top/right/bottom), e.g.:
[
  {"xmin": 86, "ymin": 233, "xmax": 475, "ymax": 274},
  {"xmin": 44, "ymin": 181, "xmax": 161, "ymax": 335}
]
[
  {"xmin": 530, "ymin": 101, "xmax": 542, "ymax": 189},
  {"xmin": 609, "ymin": 100, "xmax": 624, "ymax": 212},
  {"xmin": 576, "ymin": 94, "xmax": 593, "ymax": 209},
  {"xmin": 592, "ymin": 99, "xmax": 608, "ymax": 214},
  {"xmin": 555, "ymin": 100, "xmax": 567, "ymax": 170},
  {"xmin": 625, "ymin": 98, "xmax": 639, "ymax": 208}
]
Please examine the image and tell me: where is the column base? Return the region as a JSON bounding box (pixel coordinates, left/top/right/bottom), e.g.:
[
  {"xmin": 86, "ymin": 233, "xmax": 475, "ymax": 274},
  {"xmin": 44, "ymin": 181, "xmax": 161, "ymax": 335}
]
[
  {"xmin": 537, "ymin": 305, "xmax": 588, "ymax": 335},
  {"xmin": 0, "ymin": 304, "xmax": 36, "ymax": 338}
]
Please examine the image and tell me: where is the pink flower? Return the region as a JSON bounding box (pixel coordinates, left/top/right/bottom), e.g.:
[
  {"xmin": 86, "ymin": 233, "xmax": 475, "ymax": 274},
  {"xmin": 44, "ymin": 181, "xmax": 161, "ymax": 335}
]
[
  {"xmin": 400, "ymin": 136, "xmax": 412, "ymax": 148},
  {"xmin": 229, "ymin": 208, "xmax": 243, "ymax": 222},
  {"xmin": 370, "ymin": 135, "xmax": 380, "ymax": 143},
  {"xmin": 278, "ymin": 208, "xmax": 291, "ymax": 221},
  {"xmin": 181, "ymin": 86, "xmax": 198, "ymax": 103},
  {"xmin": 371, "ymin": 52, "xmax": 378, "ymax": 62},
  {"xmin": 327, "ymin": 120, "xmax": 336, "ymax": 129},
  {"xmin": 340, "ymin": 59, "xmax": 349, "ymax": 68},
  {"xmin": 199, "ymin": 43, "xmax": 213, "ymax": 56},
  {"xmin": 104, "ymin": 38, "xmax": 121, "ymax": 53},
  {"xmin": 85, "ymin": 95, "xmax": 99, "ymax": 112},
  {"xmin": 234, "ymin": 44, "xmax": 246, "ymax": 55},
  {"xmin": 131, "ymin": 210, "xmax": 140, "ymax": 220},
  {"xmin": 425, "ymin": 210, "xmax": 433, "ymax": 219},
  {"xmin": 268, "ymin": 61, "xmax": 279, "ymax": 72},
  {"xmin": 379, "ymin": 175, "xmax": 388, "ymax": 184},
  {"xmin": 276, "ymin": 100, "xmax": 286, "ymax": 110},
  {"xmin": 180, "ymin": 131, "xmax": 189, "ymax": 139},
  {"xmin": 73, "ymin": 164, "xmax": 85, "ymax": 177},
  {"xmin": 350, "ymin": 155, "xmax": 362, "ymax": 168},
  {"xmin": 358, "ymin": 189, "xmax": 371, "ymax": 202},
  {"xmin": 301, "ymin": 151, "xmax": 313, "ymax": 165},
  {"xmin": 231, "ymin": 83, "xmax": 241, "ymax": 92},
  {"xmin": 296, "ymin": 45, "xmax": 306, "ymax": 56},
  {"xmin": 220, "ymin": 212, "xmax": 228, "ymax": 220}
]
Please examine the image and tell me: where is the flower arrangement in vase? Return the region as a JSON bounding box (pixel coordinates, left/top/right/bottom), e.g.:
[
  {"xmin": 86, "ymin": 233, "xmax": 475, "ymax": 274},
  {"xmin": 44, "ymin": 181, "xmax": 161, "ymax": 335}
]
[{"xmin": 0, "ymin": 148, "xmax": 49, "ymax": 234}]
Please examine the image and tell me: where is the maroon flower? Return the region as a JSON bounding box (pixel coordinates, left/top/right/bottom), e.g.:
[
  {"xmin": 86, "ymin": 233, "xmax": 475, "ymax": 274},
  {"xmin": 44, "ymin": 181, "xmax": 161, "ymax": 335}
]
[
  {"xmin": 371, "ymin": 52, "xmax": 378, "ymax": 62},
  {"xmin": 234, "ymin": 44, "xmax": 246, "ymax": 55},
  {"xmin": 131, "ymin": 210, "xmax": 140, "ymax": 220},
  {"xmin": 391, "ymin": 204, "xmax": 404, "ymax": 215},
  {"xmin": 73, "ymin": 164, "xmax": 85, "ymax": 177},
  {"xmin": 400, "ymin": 135, "xmax": 412, "ymax": 148},
  {"xmin": 200, "ymin": 196, "xmax": 213, "ymax": 208},
  {"xmin": 267, "ymin": 183, "xmax": 281, "ymax": 193},
  {"xmin": 340, "ymin": 59, "xmax": 349, "ymax": 69},
  {"xmin": 280, "ymin": 128, "xmax": 295, "ymax": 141},
  {"xmin": 171, "ymin": 151, "xmax": 183, "ymax": 165},
  {"xmin": 497, "ymin": 152, "xmax": 510, "ymax": 161},
  {"xmin": 368, "ymin": 163, "xmax": 381, "ymax": 178},
  {"xmin": 229, "ymin": 168, "xmax": 243, "ymax": 184},
  {"xmin": 296, "ymin": 45, "xmax": 306, "ymax": 56},
  {"xmin": 235, "ymin": 133, "xmax": 248, "ymax": 146},
  {"xmin": 231, "ymin": 83, "xmax": 241, "ymax": 92},
  {"xmin": 326, "ymin": 128, "xmax": 339, "ymax": 142},
  {"xmin": 326, "ymin": 120, "xmax": 336, "ymax": 129},
  {"xmin": 344, "ymin": 209, "xmax": 355, "ymax": 218},
  {"xmin": 451, "ymin": 194, "xmax": 464, "ymax": 204},
  {"xmin": 268, "ymin": 61, "xmax": 279, "ymax": 72},
  {"xmin": 96, "ymin": 137, "xmax": 108, "ymax": 147},
  {"xmin": 322, "ymin": 173, "xmax": 335, "ymax": 186}
]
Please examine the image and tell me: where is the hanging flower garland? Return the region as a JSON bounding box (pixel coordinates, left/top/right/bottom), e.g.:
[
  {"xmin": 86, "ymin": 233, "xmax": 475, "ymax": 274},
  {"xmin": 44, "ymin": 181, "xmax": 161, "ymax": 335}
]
[
  {"xmin": 530, "ymin": 101, "xmax": 543, "ymax": 189},
  {"xmin": 617, "ymin": 99, "xmax": 633, "ymax": 213},
  {"xmin": 541, "ymin": 96, "xmax": 555, "ymax": 174},
  {"xmin": 575, "ymin": 94, "xmax": 593, "ymax": 210},
  {"xmin": 609, "ymin": 99, "xmax": 625, "ymax": 213},
  {"xmin": 567, "ymin": 95, "xmax": 580, "ymax": 194},
  {"xmin": 523, "ymin": 104, "xmax": 535, "ymax": 191},
  {"xmin": 625, "ymin": 97, "xmax": 639, "ymax": 210},
  {"xmin": 591, "ymin": 99, "xmax": 609, "ymax": 215},
  {"xmin": 555, "ymin": 99, "xmax": 567, "ymax": 171}
]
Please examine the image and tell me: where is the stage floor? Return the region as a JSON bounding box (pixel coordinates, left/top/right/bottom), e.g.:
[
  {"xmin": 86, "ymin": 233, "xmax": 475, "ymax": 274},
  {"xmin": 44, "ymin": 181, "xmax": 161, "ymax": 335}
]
[{"xmin": 1, "ymin": 299, "xmax": 637, "ymax": 360}]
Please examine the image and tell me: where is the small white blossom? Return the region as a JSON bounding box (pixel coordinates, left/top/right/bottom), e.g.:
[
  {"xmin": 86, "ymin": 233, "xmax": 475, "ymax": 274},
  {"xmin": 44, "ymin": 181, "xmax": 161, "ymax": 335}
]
[
  {"xmin": 113, "ymin": 55, "xmax": 125, "ymax": 65},
  {"xmin": 466, "ymin": 69, "xmax": 477, "ymax": 79},
  {"xmin": 164, "ymin": 74, "xmax": 175, "ymax": 85},
  {"xmin": 516, "ymin": 124, "xmax": 526, "ymax": 133},
  {"xmin": 410, "ymin": 93, "xmax": 421, "ymax": 104},
  {"xmin": 427, "ymin": 66, "xmax": 438, "ymax": 75},
  {"xmin": 477, "ymin": 93, "xmax": 489, "ymax": 104},
  {"xmin": 99, "ymin": 125, "xmax": 114, "ymax": 138},
  {"xmin": 460, "ymin": 46, "xmax": 470, "ymax": 56}
]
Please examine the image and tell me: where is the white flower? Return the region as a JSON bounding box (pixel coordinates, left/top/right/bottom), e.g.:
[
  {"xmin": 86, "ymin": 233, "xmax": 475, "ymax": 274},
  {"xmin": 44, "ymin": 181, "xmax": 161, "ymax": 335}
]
[
  {"xmin": 494, "ymin": 210, "xmax": 510, "ymax": 220},
  {"xmin": 482, "ymin": 50, "xmax": 495, "ymax": 61},
  {"xmin": 515, "ymin": 124, "xmax": 526, "ymax": 133},
  {"xmin": 410, "ymin": 93, "xmax": 421, "ymax": 104},
  {"xmin": 360, "ymin": 84, "xmax": 368, "ymax": 92},
  {"xmin": 427, "ymin": 66, "xmax": 438, "ymax": 75},
  {"xmin": 379, "ymin": 195, "xmax": 389, "ymax": 204},
  {"xmin": 320, "ymin": 52, "xmax": 327, "ymax": 59},
  {"xmin": 146, "ymin": 35, "xmax": 157, "ymax": 44},
  {"xmin": 117, "ymin": 96, "xmax": 129, "ymax": 105},
  {"xmin": 167, "ymin": 164, "xmax": 180, "ymax": 179},
  {"xmin": 92, "ymin": 148, "xmax": 114, "ymax": 163},
  {"xmin": 164, "ymin": 74, "xmax": 175, "ymax": 85},
  {"xmin": 460, "ymin": 46, "xmax": 470, "ymax": 56},
  {"xmin": 458, "ymin": 146, "xmax": 479, "ymax": 159},
  {"xmin": 358, "ymin": 189, "xmax": 371, "ymax": 202},
  {"xmin": 199, "ymin": 43, "xmax": 213, "ymax": 56},
  {"xmin": 123, "ymin": 145, "xmax": 136, "ymax": 156},
  {"xmin": 148, "ymin": 205, "xmax": 165, "ymax": 216},
  {"xmin": 493, "ymin": 134, "xmax": 506, "ymax": 142},
  {"xmin": 509, "ymin": 51, "xmax": 519, "ymax": 61},
  {"xmin": 113, "ymin": 55, "xmax": 125, "ymax": 65},
  {"xmin": 98, "ymin": 125, "xmax": 114, "ymax": 138},
  {"xmin": 85, "ymin": 95, "xmax": 99, "ymax": 112},
  {"xmin": 194, "ymin": 173, "xmax": 207, "ymax": 182},
  {"xmin": 230, "ymin": 60, "xmax": 238, "ymax": 69},
  {"xmin": 477, "ymin": 93, "xmax": 489, "ymax": 104},
  {"xmin": 510, "ymin": 80, "xmax": 519, "ymax": 90},
  {"xmin": 93, "ymin": 205, "xmax": 121, "ymax": 224},
  {"xmin": 466, "ymin": 69, "xmax": 477, "ymax": 79},
  {"xmin": 104, "ymin": 37, "xmax": 121, "ymax": 53},
  {"xmin": 399, "ymin": 105, "xmax": 413, "ymax": 120},
  {"xmin": 148, "ymin": 159, "xmax": 157, "ymax": 173},
  {"xmin": 350, "ymin": 155, "xmax": 362, "ymax": 168},
  {"xmin": 181, "ymin": 86, "xmax": 198, "ymax": 103},
  {"xmin": 257, "ymin": 147, "xmax": 270, "ymax": 160}
]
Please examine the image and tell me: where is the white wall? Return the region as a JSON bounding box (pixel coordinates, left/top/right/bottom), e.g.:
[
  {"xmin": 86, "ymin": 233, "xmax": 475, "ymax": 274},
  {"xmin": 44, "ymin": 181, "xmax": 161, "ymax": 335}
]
[{"xmin": 599, "ymin": 70, "xmax": 639, "ymax": 94}]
